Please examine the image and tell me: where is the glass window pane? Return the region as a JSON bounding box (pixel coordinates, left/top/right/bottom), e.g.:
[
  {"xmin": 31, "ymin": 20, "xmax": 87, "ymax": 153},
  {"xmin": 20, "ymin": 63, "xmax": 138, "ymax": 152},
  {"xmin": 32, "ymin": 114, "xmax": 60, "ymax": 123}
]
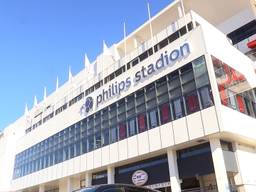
[
  {"xmin": 227, "ymin": 90, "xmax": 237, "ymax": 109},
  {"xmin": 119, "ymin": 122, "xmax": 127, "ymax": 140},
  {"xmin": 63, "ymin": 146, "xmax": 69, "ymax": 160},
  {"xmin": 69, "ymin": 144, "xmax": 74, "ymax": 158},
  {"xmin": 199, "ymin": 86, "xmax": 214, "ymax": 109},
  {"xmin": 82, "ymin": 138, "xmax": 87, "ymax": 154},
  {"xmin": 192, "ymin": 56, "xmax": 209, "ymax": 88},
  {"xmin": 137, "ymin": 113, "xmax": 147, "ymax": 133},
  {"xmin": 148, "ymin": 109, "xmax": 159, "ymax": 128},
  {"xmin": 75, "ymin": 142, "xmax": 81, "ymax": 157},
  {"xmin": 168, "ymin": 71, "xmax": 180, "ymax": 90},
  {"xmin": 146, "ymin": 83, "xmax": 156, "ymax": 101},
  {"xmin": 160, "ymin": 103, "xmax": 171, "ymax": 124},
  {"xmin": 172, "ymin": 97, "xmax": 184, "ymax": 119},
  {"xmin": 128, "ymin": 118, "xmax": 137, "ymax": 136},
  {"xmin": 185, "ymin": 91, "xmax": 200, "ymax": 114},
  {"xmin": 102, "ymin": 129, "xmax": 109, "ymax": 146},
  {"xmin": 95, "ymin": 132, "xmax": 101, "ymax": 149},
  {"xmin": 110, "ymin": 127, "xmax": 118, "ymax": 143},
  {"xmin": 87, "ymin": 135, "xmax": 94, "ymax": 152}
]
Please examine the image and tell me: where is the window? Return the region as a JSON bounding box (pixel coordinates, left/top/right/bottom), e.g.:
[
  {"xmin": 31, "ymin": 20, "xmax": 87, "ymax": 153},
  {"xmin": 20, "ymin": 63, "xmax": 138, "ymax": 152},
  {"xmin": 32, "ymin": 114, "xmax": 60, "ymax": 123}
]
[
  {"xmin": 110, "ymin": 127, "xmax": 118, "ymax": 143},
  {"xmin": 82, "ymin": 138, "xmax": 87, "ymax": 154},
  {"xmin": 110, "ymin": 72, "xmax": 115, "ymax": 81},
  {"xmin": 192, "ymin": 56, "xmax": 209, "ymax": 88},
  {"xmin": 185, "ymin": 91, "xmax": 200, "ymax": 114},
  {"xmin": 125, "ymin": 187, "xmax": 149, "ymax": 192},
  {"xmin": 126, "ymin": 94, "xmax": 135, "ymax": 118},
  {"xmin": 95, "ymin": 132, "xmax": 101, "ymax": 149},
  {"xmin": 131, "ymin": 58, "xmax": 139, "ymax": 66},
  {"xmin": 87, "ymin": 135, "xmax": 94, "ymax": 152},
  {"xmin": 119, "ymin": 123, "xmax": 127, "ymax": 140},
  {"xmin": 177, "ymin": 143, "xmax": 211, "ymax": 159},
  {"xmin": 69, "ymin": 144, "xmax": 75, "ymax": 158},
  {"xmin": 168, "ymin": 31, "xmax": 179, "ymax": 44},
  {"xmin": 128, "ymin": 118, "xmax": 137, "ymax": 136},
  {"xmin": 137, "ymin": 113, "xmax": 147, "ymax": 133},
  {"xmin": 179, "ymin": 26, "xmax": 187, "ymax": 36},
  {"xmin": 213, "ymin": 56, "xmax": 255, "ymax": 119},
  {"xmin": 103, "ymin": 188, "xmax": 124, "ymax": 192},
  {"xmin": 160, "ymin": 103, "xmax": 171, "ymax": 124},
  {"xmin": 15, "ymin": 56, "xmax": 217, "ymax": 179},
  {"xmin": 156, "ymin": 77, "xmax": 169, "ymax": 104},
  {"xmin": 75, "ymin": 142, "xmax": 81, "ymax": 157},
  {"xmin": 244, "ymin": 98, "xmax": 253, "ymax": 116},
  {"xmin": 139, "ymin": 51, "xmax": 148, "ymax": 62},
  {"xmin": 172, "ymin": 97, "xmax": 184, "ymax": 119},
  {"xmin": 227, "ymin": 20, "xmax": 256, "ymax": 44},
  {"xmin": 115, "ymin": 66, "xmax": 125, "ymax": 77},
  {"xmin": 227, "ymin": 90, "xmax": 237, "ymax": 109},
  {"xmin": 102, "ymin": 129, "xmax": 109, "ymax": 146},
  {"xmin": 253, "ymin": 102, "xmax": 256, "ymax": 116},
  {"xmin": 148, "ymin": 109, "xmax": 159, "ymax": 128},
  {"xmin": 158, "ymin": 38, "xmax": 169, "ymax": 49},
  {"xmin": 199, "ymin": 86, "xmax": 213, "ymax": 109},
  {"xmin": 63, "ymin": 146, "xmax": 69, "ymax": 161}
]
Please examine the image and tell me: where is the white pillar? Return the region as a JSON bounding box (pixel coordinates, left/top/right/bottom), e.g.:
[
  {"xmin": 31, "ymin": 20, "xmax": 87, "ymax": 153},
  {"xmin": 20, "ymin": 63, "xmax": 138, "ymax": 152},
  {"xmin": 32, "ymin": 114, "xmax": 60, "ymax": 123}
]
[
  {"xmin": 107, "ymin": 166, "xmax": 115, "ymax": 184},
  {"xmin": 85, "ymin": 172, "xmax": 92, "ymax": 187},
  {"xmin": 167, "ymin": 148, "xmax": 181, "ymax": 192},
  {"xmin": 210, "ymin": 138, "xmax": 230, "ymax": 192},
  {"xmin": 39, "ymin": 184, "xmax": 45, "ymax": 192},
  {"xmin": 67, "ymin": 177, "xmax": 72, "ymax": 192}
]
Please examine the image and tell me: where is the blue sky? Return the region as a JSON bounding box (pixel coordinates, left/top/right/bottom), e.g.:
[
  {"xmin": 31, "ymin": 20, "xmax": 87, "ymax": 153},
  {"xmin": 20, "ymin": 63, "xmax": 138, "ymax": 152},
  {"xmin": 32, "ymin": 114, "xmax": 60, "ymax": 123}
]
[{"xmin": 0, "ymin": 0, "xmax": 172, "ymax": 131}]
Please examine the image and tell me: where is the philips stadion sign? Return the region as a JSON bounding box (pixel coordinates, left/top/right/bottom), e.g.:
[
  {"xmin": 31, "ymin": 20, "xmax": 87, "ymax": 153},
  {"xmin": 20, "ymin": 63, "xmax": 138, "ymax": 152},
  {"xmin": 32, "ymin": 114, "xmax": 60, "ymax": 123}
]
[{"xmin": 80, "ymin": 42, "xmax": 190, "ymax": 116}]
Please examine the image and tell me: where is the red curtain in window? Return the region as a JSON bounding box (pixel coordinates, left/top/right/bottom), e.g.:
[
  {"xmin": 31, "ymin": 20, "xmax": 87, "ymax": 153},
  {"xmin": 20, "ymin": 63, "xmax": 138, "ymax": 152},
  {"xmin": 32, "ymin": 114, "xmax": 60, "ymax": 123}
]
[
  {"xmin": 218, "ymin": 85, "xmax": 228, "ymax": 106},
  {"xmin": 138, "ymin": 114, "xmax": 146, "ymax": 132},
  {"xmin": 187, "ymin": 94, "xmax": 199, "ymax": 113},
  {"xmin": 119, "ymin": 123, "xmax": 126, "ymax": 140},
  {"xmin": 161, "ymin": 104, "xmax": 170, "ymax": 123},
  {"xmin": 236, "ymin": 95, "xmax": 245, "ymax": 113}
]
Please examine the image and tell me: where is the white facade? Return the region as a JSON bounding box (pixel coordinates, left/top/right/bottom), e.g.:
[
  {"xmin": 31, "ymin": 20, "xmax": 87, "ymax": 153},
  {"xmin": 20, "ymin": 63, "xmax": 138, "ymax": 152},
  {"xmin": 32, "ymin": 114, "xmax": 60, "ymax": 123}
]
[{"xmin": 1, "ymin": 0, "xmax": 256, "ymax": 192}]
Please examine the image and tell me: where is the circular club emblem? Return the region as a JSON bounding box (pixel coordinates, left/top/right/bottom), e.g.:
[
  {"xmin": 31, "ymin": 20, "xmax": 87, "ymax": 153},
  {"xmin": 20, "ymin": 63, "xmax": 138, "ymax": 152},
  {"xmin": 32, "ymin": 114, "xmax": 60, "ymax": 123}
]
[
  {"xmin": 80, "ymin": 96, "xmax": 93, "ymax": 116},
  {"xmin": 132, "ymin": 170, "xmax": 148, "ymax": 186}
]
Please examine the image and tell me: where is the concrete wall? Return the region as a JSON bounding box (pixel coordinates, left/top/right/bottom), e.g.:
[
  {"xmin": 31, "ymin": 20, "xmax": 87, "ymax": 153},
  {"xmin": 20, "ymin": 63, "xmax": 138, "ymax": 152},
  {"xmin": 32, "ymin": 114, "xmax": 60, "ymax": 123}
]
[{"xmin": 235, "ymin": 143, "xmax": 256, "ymax": 192}]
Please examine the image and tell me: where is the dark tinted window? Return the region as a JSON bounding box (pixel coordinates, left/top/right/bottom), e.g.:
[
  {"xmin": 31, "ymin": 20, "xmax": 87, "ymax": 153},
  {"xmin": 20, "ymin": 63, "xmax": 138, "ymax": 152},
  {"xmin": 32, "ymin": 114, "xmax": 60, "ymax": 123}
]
[
  {"xmin": 125, "ymin": 186, "xmax": 148, "ymax": 192},
  {"xmin": 103, "ymin": 188, "xmax": 123, "ymax": 192},
  {"xmin": 227, "ymin": 20, "xmax": 256, "ymax": 44}
]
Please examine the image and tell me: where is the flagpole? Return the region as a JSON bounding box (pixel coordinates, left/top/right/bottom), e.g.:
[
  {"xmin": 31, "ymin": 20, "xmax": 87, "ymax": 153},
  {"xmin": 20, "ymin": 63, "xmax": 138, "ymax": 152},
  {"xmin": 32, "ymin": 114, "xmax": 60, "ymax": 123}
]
[
  {"xmin": 179, "ymin": 0, "xmax": 188, "ymax": 32},
  {"xmin": 147, "ymin": 2, "xmax": 154, "ymax": 43},
  {"xmin": 123, "ymin": 22, "xmax": 127, "ymax": 66}
]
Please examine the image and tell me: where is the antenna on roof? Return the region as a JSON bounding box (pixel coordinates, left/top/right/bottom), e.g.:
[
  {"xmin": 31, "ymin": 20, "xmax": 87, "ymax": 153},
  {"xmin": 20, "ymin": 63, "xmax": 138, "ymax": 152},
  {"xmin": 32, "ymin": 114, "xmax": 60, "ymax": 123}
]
[
  {"xmin": 56, "ymin": 76, "xmax": 59, "ymax": 90},
  {"xmin": 123, "ymin": 22, "xmax": 127, "ymax": 61},
  {"xmin": 147, "ymin": 1, "xmax": 154, "ymax": 43},
  {"xmin": 103, "ymin": 40, "xmax": 112, "ymax": 56},
  {"xmin": 24, "ymin": 103, "xmax": 29, "ymax": 116},
  {"xmin": 68, "ymin": 66, "xmax": 73, "ymax": 82},
  {"xmin": 113, "ymin": 44, "xmax": 121, "ymax": 61},
  {"xmin": 178, "ymin": 0, "xmax": 188, "ymax": 31},
  {"xmin": 43, "ymin": 86, "xmax": 47, "ymax": 101},
  {"xmin": 84, "ymin": 53, "xmax": 91, "ymax": 69},
  {"xmin": 33, "ymin": 96, "xmax": 38, "ymax": 107}
]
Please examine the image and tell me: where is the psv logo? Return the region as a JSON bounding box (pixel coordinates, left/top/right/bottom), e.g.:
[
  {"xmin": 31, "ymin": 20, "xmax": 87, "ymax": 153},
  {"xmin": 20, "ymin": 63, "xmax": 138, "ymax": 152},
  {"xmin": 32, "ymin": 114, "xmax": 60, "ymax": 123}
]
[{"xmin": 80, "ymin": 96, "xmax": 93, "ymax": 116}]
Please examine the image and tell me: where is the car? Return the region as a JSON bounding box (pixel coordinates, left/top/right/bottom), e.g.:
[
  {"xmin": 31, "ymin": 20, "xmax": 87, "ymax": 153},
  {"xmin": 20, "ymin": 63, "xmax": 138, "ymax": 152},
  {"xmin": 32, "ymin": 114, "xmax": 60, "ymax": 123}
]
[{"xmin": 75, "ymin": 184, "xmax": 160, "ymax": 192}]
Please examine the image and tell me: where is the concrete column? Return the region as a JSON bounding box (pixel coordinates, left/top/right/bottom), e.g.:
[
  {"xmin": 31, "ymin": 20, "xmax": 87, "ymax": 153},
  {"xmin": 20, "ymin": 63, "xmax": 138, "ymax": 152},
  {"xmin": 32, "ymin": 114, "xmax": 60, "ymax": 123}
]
[
  {"xmin": 107, "ymin": 166, "xmax": 115, "ymax": 184},
  {"xmin": 39, "ymin": 184, "xmax": 45, "ymax": 192},
  {"xmin": 167, "ymin": 148, "xmax": 181, "ymax": 192},
  {"xmin": 67, "ymin": 177, "xmax": 72, "ymax": 192},
  {"xmin": 210, "ymin": 138, "xmax": 230, "ymax": 192},
  {"xmin": 85, "ymin": 172, "xmax": 92, "ymax": 187}
]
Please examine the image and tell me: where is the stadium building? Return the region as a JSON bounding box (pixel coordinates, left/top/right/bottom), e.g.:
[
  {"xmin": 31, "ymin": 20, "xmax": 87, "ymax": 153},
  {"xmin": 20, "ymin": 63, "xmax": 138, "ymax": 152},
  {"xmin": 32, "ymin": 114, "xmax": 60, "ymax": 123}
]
[{"xmin": 1, "ymin": 0, "xmax": 256, "ymax": 191}]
